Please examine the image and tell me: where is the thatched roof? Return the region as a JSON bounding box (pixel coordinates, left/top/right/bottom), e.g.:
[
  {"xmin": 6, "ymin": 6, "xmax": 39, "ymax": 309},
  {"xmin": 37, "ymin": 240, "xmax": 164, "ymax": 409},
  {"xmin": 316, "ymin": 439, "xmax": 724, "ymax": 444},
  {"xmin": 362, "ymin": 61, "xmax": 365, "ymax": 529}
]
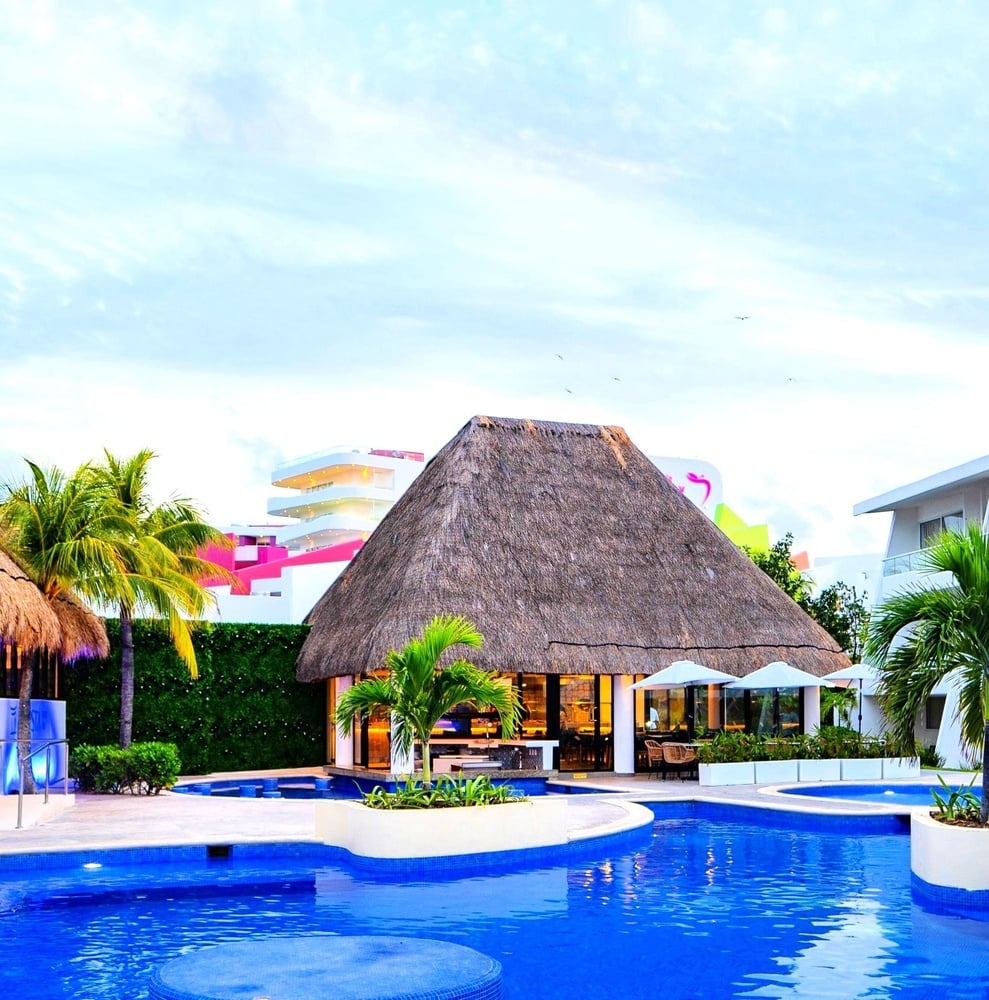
[
  {"xmin": 0, "ymin": 548, "xmax": 61, "ymax": 652},
  {"xmin": 297, "ymin": 416, "xmax": 849, "ymax": 681},
  {"xmin": 50, "ymin": 592, "xmax": 110, "ymax": 662}
]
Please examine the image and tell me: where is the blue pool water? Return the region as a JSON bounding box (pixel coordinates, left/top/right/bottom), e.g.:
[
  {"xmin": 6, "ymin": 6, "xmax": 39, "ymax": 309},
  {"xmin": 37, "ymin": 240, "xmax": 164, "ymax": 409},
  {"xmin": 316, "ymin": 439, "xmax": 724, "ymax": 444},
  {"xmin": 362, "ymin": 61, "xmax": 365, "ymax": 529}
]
[
  {"xmin": 171, "ymin": 774, "xmax": 565, "ymax": 798},
  {"xmin": 781, "ymin": 782, "xmax": 968, "ymax": 806},
  {"xmin": 3, "ymin": 802, "xmax": 989, "ymax": 1000}
]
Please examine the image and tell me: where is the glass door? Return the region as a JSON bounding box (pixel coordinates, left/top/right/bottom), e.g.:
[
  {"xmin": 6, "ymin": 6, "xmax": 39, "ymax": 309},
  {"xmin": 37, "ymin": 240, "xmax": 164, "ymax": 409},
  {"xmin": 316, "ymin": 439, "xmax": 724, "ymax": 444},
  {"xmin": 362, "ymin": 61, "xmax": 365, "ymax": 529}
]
[{"xmin": 558, "ymin": 675, "xmax": 612, "ymax": 771}]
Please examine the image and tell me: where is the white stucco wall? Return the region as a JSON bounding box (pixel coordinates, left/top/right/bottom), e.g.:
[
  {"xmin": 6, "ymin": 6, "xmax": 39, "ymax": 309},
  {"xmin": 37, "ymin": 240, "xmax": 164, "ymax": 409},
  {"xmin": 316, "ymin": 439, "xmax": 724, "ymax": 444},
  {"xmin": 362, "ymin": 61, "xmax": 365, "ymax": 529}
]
[{"xmin": 316, "ymin": 797, "xmax": 571, "ymax": 858}]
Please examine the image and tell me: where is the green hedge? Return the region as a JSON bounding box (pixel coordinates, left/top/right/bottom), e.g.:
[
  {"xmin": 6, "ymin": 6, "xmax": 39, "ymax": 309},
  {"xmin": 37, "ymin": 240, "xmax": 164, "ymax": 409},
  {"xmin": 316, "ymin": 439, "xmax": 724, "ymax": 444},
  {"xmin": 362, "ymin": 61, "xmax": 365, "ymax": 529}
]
[
  {"xmin": 70, "ymin": 742, "xmax": 182, "ymax": 795},
  {"xmin": 697, "ymin": 727, "xmax": 904, "ymax": 765},
  {"xmin": 63, "ymin": 620, "xmax": 324, "ymax": 775}
]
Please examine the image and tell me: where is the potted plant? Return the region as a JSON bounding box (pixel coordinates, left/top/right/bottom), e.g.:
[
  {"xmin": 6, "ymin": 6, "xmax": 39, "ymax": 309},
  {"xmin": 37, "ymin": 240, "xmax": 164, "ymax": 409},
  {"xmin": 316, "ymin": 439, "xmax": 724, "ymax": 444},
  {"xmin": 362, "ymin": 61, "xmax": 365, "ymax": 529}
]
[
  {"xmin": 911, "ymin": 776, "xmax": 989, "ymax": 905},
  {"xmin": 316, "ymin": 616, "xmax": 579, "ymax": 859},
  {"xmin": 334, "ymin": 614, "xmax": 521, "ymax": 790},
  {"xmin": 698, "ymin": 732, "xmax": 756, "ymax": 786},
  {"xmin": 753, "ymin": 736, "xmax": 800, "ymax": 784},
  {"xmin": 795, "ymin": 732, "xmax": 841, "ymax": 781}
]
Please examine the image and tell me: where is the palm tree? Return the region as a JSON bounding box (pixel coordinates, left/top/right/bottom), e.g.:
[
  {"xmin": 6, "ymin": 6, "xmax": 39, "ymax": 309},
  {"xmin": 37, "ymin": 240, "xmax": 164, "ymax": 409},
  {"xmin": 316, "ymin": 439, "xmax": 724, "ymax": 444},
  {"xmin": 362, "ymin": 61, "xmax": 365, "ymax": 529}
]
[
  {"xmin": 334, "ymin": 615, "xmax": 522, "ymax": 787},
  {"xmin": 0, "ymin": 461, "xmax": 125, "ymax": 790},
  {"xmin": 866, "ymin": 522, "xmax": 989, "ymax": 821},
  {"xmin": 88, "ymin": 449, "xmax": 235, "ymax": 748}
]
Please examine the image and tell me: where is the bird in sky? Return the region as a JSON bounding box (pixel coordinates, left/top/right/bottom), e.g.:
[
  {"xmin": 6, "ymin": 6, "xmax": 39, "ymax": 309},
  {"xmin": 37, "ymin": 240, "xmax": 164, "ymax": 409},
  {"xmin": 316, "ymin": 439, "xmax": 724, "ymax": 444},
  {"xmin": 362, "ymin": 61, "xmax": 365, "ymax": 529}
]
[
  {"xmin": 734, "ymin": 315, "xmax": 750, "ymax": 320},
  {"xmin": 555, "ymin": 353, "xmax": 564, "ymax": 360}
]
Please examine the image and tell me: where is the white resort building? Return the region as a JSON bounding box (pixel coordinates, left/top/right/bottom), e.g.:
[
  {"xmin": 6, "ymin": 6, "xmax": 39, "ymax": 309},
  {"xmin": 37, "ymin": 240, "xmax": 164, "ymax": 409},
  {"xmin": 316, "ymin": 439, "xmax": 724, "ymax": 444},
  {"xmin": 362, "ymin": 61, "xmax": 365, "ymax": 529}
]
[
  {"xmin": 208, "ymin": 447, "xmax": 425, "ymax": 624},
  {"xmin": 855, "ymin": 454, "xmax": 989, "ymax": 767},
  {"xmin": 268, "ymin": 447, "xmax": 425, "ymax": 554}
]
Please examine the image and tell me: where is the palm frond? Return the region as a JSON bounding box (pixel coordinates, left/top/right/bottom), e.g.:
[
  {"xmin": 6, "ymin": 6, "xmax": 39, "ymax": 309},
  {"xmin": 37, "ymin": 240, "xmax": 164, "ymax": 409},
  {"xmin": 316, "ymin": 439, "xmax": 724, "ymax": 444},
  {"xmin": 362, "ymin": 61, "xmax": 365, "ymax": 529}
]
[{"xmin": 866, "ymin": 525, "xmax": 989, "ymax": 761}]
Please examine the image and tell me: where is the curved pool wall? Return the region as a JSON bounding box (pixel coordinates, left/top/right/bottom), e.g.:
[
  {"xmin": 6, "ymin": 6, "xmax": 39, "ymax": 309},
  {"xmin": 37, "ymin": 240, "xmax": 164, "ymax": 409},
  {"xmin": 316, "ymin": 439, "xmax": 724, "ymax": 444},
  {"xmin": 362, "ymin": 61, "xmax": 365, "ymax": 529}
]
[
  {"xmin": 172, "ymin": 774, "xmax": 588, "ymax": 799},
  {"xmin": 7, "ymin": 800, "xmax": 987, "ymax": 1000},
  {"xmin": 780, "ymin": 781, "xmax": 951, "ymax": 806}
]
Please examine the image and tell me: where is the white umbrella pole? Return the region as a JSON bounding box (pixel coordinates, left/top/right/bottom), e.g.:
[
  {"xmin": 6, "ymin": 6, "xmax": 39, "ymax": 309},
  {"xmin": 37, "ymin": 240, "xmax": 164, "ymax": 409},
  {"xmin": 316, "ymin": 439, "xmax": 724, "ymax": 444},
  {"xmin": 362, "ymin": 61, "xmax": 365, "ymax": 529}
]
[{"xmin": 857, "ymin": 679, "xmax": 863, "ymax": 736}]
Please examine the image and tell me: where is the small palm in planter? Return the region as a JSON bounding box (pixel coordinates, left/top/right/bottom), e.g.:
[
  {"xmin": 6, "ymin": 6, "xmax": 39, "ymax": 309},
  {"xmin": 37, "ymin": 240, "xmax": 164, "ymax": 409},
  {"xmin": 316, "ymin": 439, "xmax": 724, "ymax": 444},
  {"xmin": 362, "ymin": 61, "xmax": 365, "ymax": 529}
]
[{"xmin": 334, "ymin": 615, "xmax": 522, "ymax": 789}]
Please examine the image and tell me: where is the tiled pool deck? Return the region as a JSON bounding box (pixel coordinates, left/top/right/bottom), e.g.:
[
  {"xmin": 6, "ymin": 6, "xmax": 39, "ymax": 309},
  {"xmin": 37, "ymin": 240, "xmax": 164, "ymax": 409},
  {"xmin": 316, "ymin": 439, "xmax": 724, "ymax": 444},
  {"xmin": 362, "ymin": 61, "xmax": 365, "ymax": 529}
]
[{"xmin": 0, "ymin": 767, "xmax": 937, "ymax": 858}]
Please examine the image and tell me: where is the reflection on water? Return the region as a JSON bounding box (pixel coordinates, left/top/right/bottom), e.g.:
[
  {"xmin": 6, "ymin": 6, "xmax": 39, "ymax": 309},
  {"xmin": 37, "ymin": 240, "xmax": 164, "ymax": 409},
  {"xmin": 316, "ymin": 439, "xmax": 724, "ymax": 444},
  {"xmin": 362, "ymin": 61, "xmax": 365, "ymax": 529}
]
[{"xmin": 3, "ymin": 808, "xmax": 989, "ymax": 999}]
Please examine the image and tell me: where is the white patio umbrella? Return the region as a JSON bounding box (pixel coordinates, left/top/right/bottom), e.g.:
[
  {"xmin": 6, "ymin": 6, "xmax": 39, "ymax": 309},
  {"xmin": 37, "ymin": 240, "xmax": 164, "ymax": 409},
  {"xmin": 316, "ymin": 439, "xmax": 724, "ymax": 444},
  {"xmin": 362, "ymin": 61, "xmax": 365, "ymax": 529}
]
[
  {"xmin": 729, "ymin": 661, "xmax": 834, "ymax": 735},
  {"xmin": 631, "ymin": 660, "xmax": 736, "ymax": 737},
  {"xmin": 630, "ymin": 660, "xmax": 737, "ymax": 690},
  {"xmin": 823, "ymin": 663, "xmax": 881, "ymax": 735}
]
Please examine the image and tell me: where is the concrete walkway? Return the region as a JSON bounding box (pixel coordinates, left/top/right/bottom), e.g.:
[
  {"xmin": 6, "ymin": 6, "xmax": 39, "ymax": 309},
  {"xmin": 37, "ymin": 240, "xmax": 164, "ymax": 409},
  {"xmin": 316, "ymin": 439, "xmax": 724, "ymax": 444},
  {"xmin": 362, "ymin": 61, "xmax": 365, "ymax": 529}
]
[{"xmin": 0, "ymin": 768, "xmax": 935, "ymax": 858}]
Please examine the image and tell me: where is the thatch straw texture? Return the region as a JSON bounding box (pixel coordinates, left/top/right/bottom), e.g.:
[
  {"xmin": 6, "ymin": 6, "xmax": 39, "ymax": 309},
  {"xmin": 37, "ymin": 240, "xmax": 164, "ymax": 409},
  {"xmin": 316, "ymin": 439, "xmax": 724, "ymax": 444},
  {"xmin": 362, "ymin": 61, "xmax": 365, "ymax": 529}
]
[
  {"xmin": 0, "ymin": 548, "xmax": 61, "ymax": 652},
  {"xmin": 50, "ymin": 592, "xmax": 110, "ymax": 662},
  {"xmin": 297, "ymin": 416, "xmax": 850, "ymax": 681}
]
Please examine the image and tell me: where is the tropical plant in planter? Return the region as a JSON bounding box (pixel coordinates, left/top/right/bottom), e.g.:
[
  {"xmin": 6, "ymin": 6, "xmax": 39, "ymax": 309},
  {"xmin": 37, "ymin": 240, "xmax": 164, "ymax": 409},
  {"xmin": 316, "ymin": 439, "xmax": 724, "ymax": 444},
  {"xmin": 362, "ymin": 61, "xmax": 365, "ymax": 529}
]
[
  {"xmin": 334, "ymin": 615, "xmax": 522, "ymax": 791},
  {"xmin": 362, "ymin": 774, "xmax": 526, "ymax": 810},
  {"xmin": 866, "ymin": 523, "xmax": 989, "ymax": 823}
]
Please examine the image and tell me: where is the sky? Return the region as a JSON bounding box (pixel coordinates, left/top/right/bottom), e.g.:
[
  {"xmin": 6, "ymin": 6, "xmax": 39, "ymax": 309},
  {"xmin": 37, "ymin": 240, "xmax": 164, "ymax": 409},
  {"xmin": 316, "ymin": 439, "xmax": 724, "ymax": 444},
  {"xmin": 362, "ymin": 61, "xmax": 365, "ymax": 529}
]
[{"xmin": 3, "ymin": 1, "xmax": 989, "ymax": 575}]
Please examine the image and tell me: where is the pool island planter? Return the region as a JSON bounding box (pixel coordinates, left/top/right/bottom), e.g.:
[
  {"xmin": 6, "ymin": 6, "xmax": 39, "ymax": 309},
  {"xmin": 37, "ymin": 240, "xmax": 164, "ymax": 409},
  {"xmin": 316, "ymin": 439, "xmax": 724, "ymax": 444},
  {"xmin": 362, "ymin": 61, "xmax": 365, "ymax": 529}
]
[
  {"xmin": 911, "ymin": 810, "xmax": 989, "ymax": 910},
  {"xmin": 316, "ymin": 796, "xmax": 571, "ymax": 859},
  {"xmin": 700, "ymin": 757, "xmax": 920, "ymax": 787}
]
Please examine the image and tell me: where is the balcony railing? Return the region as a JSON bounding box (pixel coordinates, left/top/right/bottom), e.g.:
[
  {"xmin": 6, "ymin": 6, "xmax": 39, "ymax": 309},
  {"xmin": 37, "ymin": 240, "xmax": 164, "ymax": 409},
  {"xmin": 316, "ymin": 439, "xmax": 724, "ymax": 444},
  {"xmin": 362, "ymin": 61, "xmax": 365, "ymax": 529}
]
[{"xmin": 882, "ymin": 548, "xmax": 932, "ymax": 577}]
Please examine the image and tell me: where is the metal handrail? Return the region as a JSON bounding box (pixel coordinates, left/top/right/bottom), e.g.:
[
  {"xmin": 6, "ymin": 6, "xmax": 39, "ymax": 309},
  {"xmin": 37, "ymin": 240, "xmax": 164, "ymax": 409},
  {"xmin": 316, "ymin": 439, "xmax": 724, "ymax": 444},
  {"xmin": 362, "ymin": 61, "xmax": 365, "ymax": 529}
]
[{"xmin": 1, "ymin": 738, "xmax": 70, "ymax": 829}]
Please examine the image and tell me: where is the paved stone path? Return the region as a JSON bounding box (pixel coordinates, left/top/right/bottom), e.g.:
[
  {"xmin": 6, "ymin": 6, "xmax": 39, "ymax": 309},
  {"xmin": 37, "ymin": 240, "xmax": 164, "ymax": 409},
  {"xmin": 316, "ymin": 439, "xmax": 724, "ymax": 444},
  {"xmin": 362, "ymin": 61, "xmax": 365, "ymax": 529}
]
[{"xmin": 0, "ymin": 768, "xmax": 933, "ymax": 857}]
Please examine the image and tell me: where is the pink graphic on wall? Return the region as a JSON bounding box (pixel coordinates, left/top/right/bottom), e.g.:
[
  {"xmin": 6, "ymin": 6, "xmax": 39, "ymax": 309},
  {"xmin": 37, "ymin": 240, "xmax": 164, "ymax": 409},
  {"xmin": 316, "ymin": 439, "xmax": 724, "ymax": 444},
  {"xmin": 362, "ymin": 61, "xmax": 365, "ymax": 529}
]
[{"xmin": 652, "ymin": 457, "xmax": 723, "ymax": 515}]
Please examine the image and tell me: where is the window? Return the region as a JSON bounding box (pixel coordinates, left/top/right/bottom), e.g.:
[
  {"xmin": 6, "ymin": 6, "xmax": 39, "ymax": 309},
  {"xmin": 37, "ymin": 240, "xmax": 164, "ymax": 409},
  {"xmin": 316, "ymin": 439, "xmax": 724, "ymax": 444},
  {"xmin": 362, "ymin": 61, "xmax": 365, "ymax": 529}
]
[
  {"xmin": 920, "ymin": 512, "xmax": 964, "ymax": 548},
  {"xmin": 925, "ymin": 696, "xmax": 946, "ymax": 730}
]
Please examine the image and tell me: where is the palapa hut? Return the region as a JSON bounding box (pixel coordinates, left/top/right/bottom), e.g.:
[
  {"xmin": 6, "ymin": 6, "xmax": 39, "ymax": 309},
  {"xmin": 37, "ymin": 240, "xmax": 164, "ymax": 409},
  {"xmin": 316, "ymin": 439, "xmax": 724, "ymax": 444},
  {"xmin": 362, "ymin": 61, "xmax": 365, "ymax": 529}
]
[
  {"xmin": 0, "ymin": 548, "xmax": 108, "ymax": 792},
  {"xmin": 298, "ymin": 415, "xmax": 850, "ymax": 773},
  {"xmin": 0, "ymin": 548, "xmax": 61, "ymax": 658},
  {"xmin": 0, "ymin": 552, "xmax": 109, "ymax": 702},
  {"xmin": 50, "ymin": 592, "xmax": 111, "ymax": 664}
]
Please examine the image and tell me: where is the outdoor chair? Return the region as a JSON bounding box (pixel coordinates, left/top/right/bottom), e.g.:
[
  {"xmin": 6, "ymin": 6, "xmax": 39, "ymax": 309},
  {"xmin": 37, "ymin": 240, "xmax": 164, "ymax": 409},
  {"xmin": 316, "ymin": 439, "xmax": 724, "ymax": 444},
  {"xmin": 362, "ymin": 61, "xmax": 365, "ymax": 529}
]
[
  {"xmin": 644, "ymin": 739, "xmax": 665, "ymax": 779},
  {"xmin": 661, "ymin": 742, "xmax": 698, "ymax": 781}
]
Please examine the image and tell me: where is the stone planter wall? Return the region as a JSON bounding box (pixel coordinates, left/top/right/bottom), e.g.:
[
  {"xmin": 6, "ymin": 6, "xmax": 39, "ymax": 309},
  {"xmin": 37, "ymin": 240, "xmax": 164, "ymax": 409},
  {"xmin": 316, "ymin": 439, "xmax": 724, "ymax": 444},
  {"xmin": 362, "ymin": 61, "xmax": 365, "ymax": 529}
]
[
  {"xmin": 911, "ymin": 810, "xmax": 989, "ymax": 913},
  {"xmin": 315, "ymin": 796, "xmax": 571, "ymax": 860},
  {"xmin": 754, "ymin": 760, "xmax": 799, "ymax": 784},
  {"xmin": 839, "ymin": 758, "xmax": 883, "ymax": 780},
  {"xmin": 700, "ymin": 757, "xmax": 919, "ymax": 787},
  {"xmin": 797, "ymin": 758, "xmax": 841, "ymax": 782},
  {"xmin": 699, "ymin": 762, "xmax": 756, "ymax": 786},
  {"xmin": 882, "ymin": 756, "xmax": 922, "ymax": 779}
]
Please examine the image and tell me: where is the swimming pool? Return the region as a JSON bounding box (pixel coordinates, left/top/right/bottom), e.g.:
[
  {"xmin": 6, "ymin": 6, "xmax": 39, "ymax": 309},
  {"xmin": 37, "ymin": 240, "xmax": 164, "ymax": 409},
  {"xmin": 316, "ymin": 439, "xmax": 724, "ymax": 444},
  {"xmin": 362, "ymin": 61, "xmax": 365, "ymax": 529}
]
[
  {"xmin": 7, "ymin": 803, "xmax": 989, "ymax": 1000},
  {"xmin": 780, "ymin": 782, "xmax": 964, "ymax": 807},
  {"xmin": 3, "ymin": 801, "xmax": 988, "ymax": 999},
  {"xmin": 171, "ymin": 774, "xmax": 569, "ymax": 798}
]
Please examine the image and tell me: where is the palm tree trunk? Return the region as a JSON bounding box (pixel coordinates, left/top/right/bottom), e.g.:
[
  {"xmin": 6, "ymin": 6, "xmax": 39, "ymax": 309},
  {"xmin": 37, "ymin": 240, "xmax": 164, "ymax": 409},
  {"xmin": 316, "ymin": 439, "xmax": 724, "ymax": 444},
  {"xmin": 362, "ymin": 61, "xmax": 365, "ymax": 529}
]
[
  {"xmin": 16, "ymin": 650, "xmax": 36, "ymax": 795},
  {"xmin": 982, "ymin": 720, "xmax": 989, "ymax": 824},
  {"xmin": 119, "ymin": 605, "xmax": 135, "ymax": 749},
  {"xmin": 420, "ymin": 735, "xmax": 432, "ymax": 789}
]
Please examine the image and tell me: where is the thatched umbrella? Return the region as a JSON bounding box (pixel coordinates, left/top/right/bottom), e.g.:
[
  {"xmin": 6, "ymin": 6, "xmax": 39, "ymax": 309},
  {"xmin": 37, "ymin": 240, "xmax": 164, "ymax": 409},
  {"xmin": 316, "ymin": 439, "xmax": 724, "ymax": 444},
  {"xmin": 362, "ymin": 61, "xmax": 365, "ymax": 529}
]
[
  {"xmin": 297, "ymin": 415, "xmax": 850, "ymax": 681},
  {"xmin": 50, "ymin": 592, "xmax": 110, "ymax": 662},
  {"xmin": 0, "ymin": 548, "xmax": 61, "ymax": 653}
]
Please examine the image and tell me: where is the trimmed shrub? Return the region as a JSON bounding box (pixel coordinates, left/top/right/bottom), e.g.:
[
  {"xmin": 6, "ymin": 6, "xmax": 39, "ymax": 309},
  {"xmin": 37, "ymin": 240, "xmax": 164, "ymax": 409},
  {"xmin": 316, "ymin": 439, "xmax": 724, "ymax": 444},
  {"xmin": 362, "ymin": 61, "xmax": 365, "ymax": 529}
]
[
  {"xmin": 698, "ymin": 727, "xmax": 901, "ymax": 765},
  {"xmin": 127, "ymin": 742, "xmax": 182, "ymax": 794},
  {"xmin": 918, "ymin": 742, "xmax": 946, "ymax": 769},
  {"xmin": 70, "ymin": 742, "xmax": 179, "ymax": 794}
]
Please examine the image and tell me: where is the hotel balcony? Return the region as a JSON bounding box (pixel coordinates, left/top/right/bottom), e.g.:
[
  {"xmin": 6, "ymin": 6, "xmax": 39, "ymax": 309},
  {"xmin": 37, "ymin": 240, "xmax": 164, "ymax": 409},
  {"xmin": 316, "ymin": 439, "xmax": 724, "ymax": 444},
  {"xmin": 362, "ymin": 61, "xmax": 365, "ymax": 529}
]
[
  {"xmin": 272, "ymin": 448, "xmax": 422, "ymax": 491},
  {"xmin": 267, "ymin": 485, "xmax": 396, "ymax": 521},
  {"xmin": 275, "ymin": 512, "xmax": 381, "ymax": 552}
]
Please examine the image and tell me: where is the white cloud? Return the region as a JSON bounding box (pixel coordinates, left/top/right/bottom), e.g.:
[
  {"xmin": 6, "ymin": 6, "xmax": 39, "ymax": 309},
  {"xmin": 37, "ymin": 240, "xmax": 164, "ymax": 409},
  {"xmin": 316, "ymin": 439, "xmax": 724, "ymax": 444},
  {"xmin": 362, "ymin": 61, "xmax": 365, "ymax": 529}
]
[
  {"xmin": 626, "ymin": 2, "xmax": 678, "ymax": 48},
  {"xmin": 3, "ymin": 0, "xmax": 989, "ymax": 569}
]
